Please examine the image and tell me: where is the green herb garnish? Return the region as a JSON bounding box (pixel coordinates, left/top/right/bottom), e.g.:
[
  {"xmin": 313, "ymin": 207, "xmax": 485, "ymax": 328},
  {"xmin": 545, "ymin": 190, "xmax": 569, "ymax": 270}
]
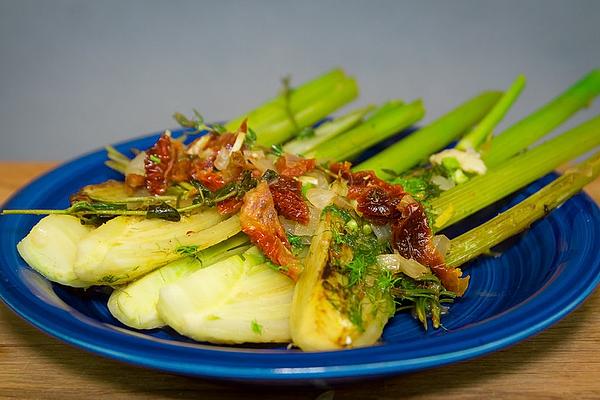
[
  {"xmin": 148, "ymin": 154, "xmax": 161, "ymax": 164},
  {"xmin": 146, "ymin": 202, "xmax": 181, "ymax": 222},
  {"xmin": 271, "ymin": 144, "xmax": 284, "ymax": 157},
  {"xmin": 251, "ymin": 319, "xmax": 263, "ymax": 335}
]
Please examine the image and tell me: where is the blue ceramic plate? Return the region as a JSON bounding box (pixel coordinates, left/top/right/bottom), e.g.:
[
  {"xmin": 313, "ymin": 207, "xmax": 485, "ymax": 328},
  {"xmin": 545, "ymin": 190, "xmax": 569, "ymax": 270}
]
[{"xmin": 1, "ymin": 129, "xmax": 599, "ymax": 384}]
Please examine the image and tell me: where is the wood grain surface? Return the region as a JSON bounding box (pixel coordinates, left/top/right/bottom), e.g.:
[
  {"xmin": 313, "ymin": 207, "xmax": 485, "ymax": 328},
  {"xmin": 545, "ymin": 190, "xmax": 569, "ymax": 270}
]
[{"xmin": 1, "ymin": 162, "xmax": 599, "ymax": 400}]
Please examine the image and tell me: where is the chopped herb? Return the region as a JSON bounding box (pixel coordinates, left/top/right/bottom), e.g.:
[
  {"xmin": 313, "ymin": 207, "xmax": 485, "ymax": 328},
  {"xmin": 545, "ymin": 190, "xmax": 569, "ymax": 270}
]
[
  {"xmin": 146, "ymin": 202, "xmax": 181, "ymax": 222},
  {"xmin": 271, "ymin": 144, "xmax": 284, "ymax": 157},
  {"xmin": 296, "ymin": 127, "xmax": 315, "ymax": 140},
  {"xmin": 266, "ymin": 261, "xmax": 288, "ymax": 274},
  {"xmin": 212, "ymin": 182, "xmax": 238, "ymax": 202},
  {"xmin": 190, "ymin": 180, "xmax": 213, "ymax": 206},
  {"xmin": 287, "ymin": 233, "xmax": 304, "ymax": 249},
  {"xmin": 262, "ymin": 169, "xmax": 279, "ymax": 183},
  {"xmin": 173, "ymin": 109, "xmax": 225, "ymax": 135},
  {"xmin": 99, "ymin": 275, "xmax": 120, "ymax": 284},
  {"xmin": 172, "ymin": 112, "xmax": 197, "ymax": 128},
  {"xmin": 237, "ymin": 169, "xmax": 259, "ymax": 196},
  {"xmin": 176, "ymin": 244, "xmax": 201, "ymax": 262},
  {"xmin": 319, "ymin": 205, "xmax": 393, "ymax": 331},
  {"xmin": 251, "ymin": 319, "xmax": 263, "ymax": 335},
  {"xmin": 245, "ymin": 127, "xmax": 258, "ymax": 147},
  {"xmin": 190, "ymin": 170, "xmax": 258, "ymax": 207},
  {"xmin": 69, "ymin": 201, "xmax": 128, "ymax": 226},
  {"xmin": 210, "ymin": 123, "xmax": 227, "ymax": 134},
  {"xmin": 322, "ymin": 204, "xmax": 353, "ymax": 222},
  {"xmin": 286, "ymin": 233, "xmax": 307, "ymax": 256},
  {"xmin": 392, "ymin": 273, "xmax": 457, "ymax": 330},
  {"xmin": 389, "ymin": 167, "xmax": 441, "ymax": 202},
  {"xmin": 149, "ymin": 154, "xmax": 161, "ymax": 164}
]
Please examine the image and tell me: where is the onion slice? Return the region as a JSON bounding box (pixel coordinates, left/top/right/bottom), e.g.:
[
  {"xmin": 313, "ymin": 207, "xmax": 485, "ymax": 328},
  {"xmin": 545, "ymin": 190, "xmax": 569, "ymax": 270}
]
[
  {"xmin": 213, "ymin": 147, "xmax": 231, "ymax": 171},
  {"xmin": 370, "ymin": 223, "xmax": 392, "ymax": 243},
  {"xmin": 306, "ymin": 188, "xmax": 336, "ymax": 210},
  {"xmin": 125, "ymin": 151, "xmax": 146, "ymax": 177},
  {"xmin": 432, "ymin": 234, "xmax": 451, "ymax": 257},
  {"xmin": 376, "ymin": 254, "xmax": 430, "ymax": 279}
]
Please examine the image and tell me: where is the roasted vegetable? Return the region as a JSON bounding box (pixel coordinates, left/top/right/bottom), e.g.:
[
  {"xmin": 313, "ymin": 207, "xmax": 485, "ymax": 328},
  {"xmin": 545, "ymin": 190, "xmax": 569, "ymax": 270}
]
[
  {"xmin": 157, "ymin": 247, "xmax": 294, "ymax": 344},
  {"xmin": 108, "ymin": 234, "xmax": 250, "ymax": 329},
  {"xmin": 74, "ymin": 210, "xmax": 241, "ymax": 285},
  {"xmin": 17, "ymin": 215, "xmax": 93, "ymax": 287},
  {"xmin": 290, "ymin": 207, "xmax": 396, "ymax": 351}
]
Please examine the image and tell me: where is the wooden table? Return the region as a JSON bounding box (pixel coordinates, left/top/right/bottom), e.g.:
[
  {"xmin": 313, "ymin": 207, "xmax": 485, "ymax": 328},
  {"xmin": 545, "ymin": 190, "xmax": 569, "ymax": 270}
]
[{"xmin": 1, "ymin": 162, "xmax": 599, "ymax": 399}]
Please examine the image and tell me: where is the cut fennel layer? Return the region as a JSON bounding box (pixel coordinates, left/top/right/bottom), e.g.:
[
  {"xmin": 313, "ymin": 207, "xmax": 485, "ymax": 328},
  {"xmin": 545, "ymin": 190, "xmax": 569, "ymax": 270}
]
[
  {"xmin": 74, "ymin": 210, "xmax": 241, "ymax": 285},
  {"xmin": 157, "ymin": 247, "xmax": 295, "ymax": 344},
  {"xmin": 290, "ymin": 212, "xmax": 395, "ymax": 351},
  {"xmin": 108, "ymin": 234, "xmax": 251, "ymax": 329},
  {"xmin": 17, "ymin": 215, "xmax": 93, "ymax": 287}
]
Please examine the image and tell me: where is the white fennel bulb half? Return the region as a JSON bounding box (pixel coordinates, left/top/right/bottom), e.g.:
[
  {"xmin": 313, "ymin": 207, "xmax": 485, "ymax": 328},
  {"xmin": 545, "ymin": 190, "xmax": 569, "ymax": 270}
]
[
  {"xmin": 290, "ymin": 213, "xmax": 395, "ymax": 351},
  {"xmin": 108, "ymin": 234, "xmax": 250, "ymax": 329},
  {"xmin": 74, "ymin": 210, "xmax": 241, "ymax": 285},
  {"xmin": 157, "ymin": 247, "xmax": 295, "ymax": 344},
  {"xmin": 17, "ymin": 215, "xmax": 93, "ymax": 287}
]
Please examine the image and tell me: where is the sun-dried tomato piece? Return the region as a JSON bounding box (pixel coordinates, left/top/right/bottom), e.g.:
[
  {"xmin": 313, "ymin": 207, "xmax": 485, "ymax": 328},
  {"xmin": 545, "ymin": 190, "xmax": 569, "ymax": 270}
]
[
  {"xmin": 275, "ymin": 153, "xmax": 316, "ymax": 177},
  {"xmin": 145, "ymin": 134, "xmax": 177, "ymax": 195},
  {"xmin": 339, "ymin": 169, "xmax": 407, "ymax": 224},
  {"xmin": 240, "ymin": 182, "xmax": 301, "ymax": 280},
  {"xmin": 429, "ymin": 263, "xmax": 469, "ymax": 296},
  {"xmin": 170, "ymin": 158, "xmax": 191, "ymax": 183},
  {"xmin": 188, "ymin": 131, "xmax": 253, "ymax": 192},
  {"xmin": 346, "ymin": 170, "xmax": 405, "ymax": 199},
  {"xmin": 329, "ymin": 161, "xmax": 352, "ymax": 176},
  {"xmin": 189, "ymin": 156, "xmax": 213, "ymax": 176},
  {"xmin": 192, "ymin": 169, "xmax": 225, "ymax": 192},
  {"xmin": 217, "ymin": 197, "xmax": 243, "ymax": 216},
  {"xmin": 352, "ymin": 186, "xmax": 403, "ymax": 223},
  {"xmin": 269, "ymin": 176, "xmax": 310, "ymax": 224},
  {"xmin": 392, "ymin": 202, "xmax": 469, "ymax": 295}
]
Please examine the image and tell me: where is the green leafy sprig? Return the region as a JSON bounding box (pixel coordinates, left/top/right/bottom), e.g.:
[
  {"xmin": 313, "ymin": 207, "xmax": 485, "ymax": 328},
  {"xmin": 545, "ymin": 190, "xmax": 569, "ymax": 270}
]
[{"xmin": 173, "ymin": 109, "xmax": 226, "ymax": 135}]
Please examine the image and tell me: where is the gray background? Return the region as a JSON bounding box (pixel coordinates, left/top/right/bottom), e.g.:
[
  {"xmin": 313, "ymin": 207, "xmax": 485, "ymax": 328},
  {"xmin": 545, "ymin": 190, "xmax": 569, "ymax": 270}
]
[{"xmin": 0, "ymin": 0, "xmax": 599, "ymax": 161}]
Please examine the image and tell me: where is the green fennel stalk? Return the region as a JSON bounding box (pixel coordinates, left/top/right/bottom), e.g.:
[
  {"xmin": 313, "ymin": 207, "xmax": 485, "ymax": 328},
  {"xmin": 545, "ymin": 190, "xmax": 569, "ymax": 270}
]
[
  {"xmin": 305, "ymin": 100, "xmax": 425, "ymax": 162},
  {"xmin": 430, "ymin": 115, "xmax": 600, "ymax": 231},
  {"xmin": 225, "ymin": 69, "xmax": 346, "ymax": 131},
  {"xmin": 225, "ymin": 70, "xmax": 359, "ymax": 146},
  {"xmin": 283, "ymin": 105, "xmax": 376, "ymax": 155},
  {"xmin": 482, "ymin": 69, "xmax": 600, "ymax": 168},
  {"xmin": 355, "ymin": 91, "xmax": 502, "ymax": 177},
  {"xmin": 445, "ymin": 151, "xmax": 600, "ymax": 267},
  {"xmin": 456, "ymin": 74, "xmax": 526, "ymax": 151},
  {"xmin": 255, "ymin": 77, "xmax": 359, "ymax": 146}
]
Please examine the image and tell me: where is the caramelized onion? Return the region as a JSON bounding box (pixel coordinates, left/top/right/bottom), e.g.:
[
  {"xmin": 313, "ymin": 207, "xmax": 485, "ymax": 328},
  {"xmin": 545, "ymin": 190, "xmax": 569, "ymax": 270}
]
[
  {"xmin": 125, "ymin": 151, "xmax": 146, "ymax": 177},
  {"xmin": 370, "ymin": 223, "xmax": 392, "ymax": 242},
  {"xmin": 376, "ymin": 254, "xmax": 430, "ymax": 279},
  {"xmin": 432, "ymin": 234, "xmax": 451, "ymax": 257},
  {"xmin": 306, "ymin": 188, "xmax": 336, "ymax": 210},
  {"xmin": 213, "ymin": 147, "xmax": 231, "ymax": 171}
]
